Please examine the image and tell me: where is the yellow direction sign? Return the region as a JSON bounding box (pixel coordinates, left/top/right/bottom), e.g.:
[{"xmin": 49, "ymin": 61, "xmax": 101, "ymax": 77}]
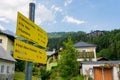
[
  {"xmin": 14, "ymin": 39, "xmax": 47, "ymax": 64},
  {"xmin": 16, "ymin": 12, "xmax": 48, "ymax": 48}
]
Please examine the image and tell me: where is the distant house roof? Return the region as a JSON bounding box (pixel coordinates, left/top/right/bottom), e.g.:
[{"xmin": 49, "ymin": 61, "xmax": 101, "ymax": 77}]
[
  {"xmin": 47, "ymin": 51, "xmax": 55, "ymax": 56},
  {"xmin": 74, "ymin": 41, "xmax": 96, "ymax": 48},
  {"xmin": 0, "ymin": 46, "xmax": 16, "ymax": 62},
  {"xmin": 81, "ymin": 61, "xmax": 120, "ymax": 64},
  {"xmin": 47, "ymin": 50, "xmax": 59, "ymax": 57},
  {"xmin": 97, "ymin": 57, "xmax": 109, "ymax": 61},
  {"xmin": 0, "ymin": 30, "xmax": 15, "ymax": 41}
]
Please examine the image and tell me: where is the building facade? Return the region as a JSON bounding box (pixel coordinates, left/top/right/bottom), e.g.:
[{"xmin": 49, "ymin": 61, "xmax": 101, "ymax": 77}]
[
  {"xmin": 0, "ymin": 30, "xmax": 15, "ymax": 80},
  {"xmin": 0, "ymin": 31, "xmax": 14, "ymax": 55},
  {"xmin": 81, "ymin": 61, "xmax": 120, "ymax": 80},
  {"xmin": 0, "ymin": 46, "xmax": 16, "ymax": 80},
  {"xmin": 74, "ymin": 41, "xmax": 97, "ymax": 61}
]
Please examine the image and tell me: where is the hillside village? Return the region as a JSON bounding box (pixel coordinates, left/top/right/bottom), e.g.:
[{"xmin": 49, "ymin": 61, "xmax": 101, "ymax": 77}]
[{"xmin": 0, "ymin": 29, "xmax": 120, "ymax": 80}]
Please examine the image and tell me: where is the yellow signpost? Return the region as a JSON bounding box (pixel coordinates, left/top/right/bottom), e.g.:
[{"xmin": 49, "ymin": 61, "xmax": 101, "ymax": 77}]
[
  {"xmin": 15, "ymin": 4, "xmax": 47, "ymax": 80},
  {"xmin": 14, "ymin": 39, "xmax": 47, "ymax": 64},
  {"xmin": 16, "ymin": 12, "xmax": 48, "ymax": 48}
]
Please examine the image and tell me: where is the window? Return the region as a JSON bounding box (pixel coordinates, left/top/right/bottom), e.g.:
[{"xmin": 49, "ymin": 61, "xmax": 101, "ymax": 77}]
[
  {"xmin": 82, "ymin": 49, "xmax": 86, "ymax": 53},
  {"xmin": 7, "ymin": 66, "xmax": 9, "ymax": 73},
  {"xmin": 12, "ymin": 67, "xmax": 15, "ymax": 72},
  {"xmin": 0, "ymin": 39, "xmax": 2, "ymax": 43},
  {"xmin": 1, "ymin": 65, "xmax": 4, "ymax": 73}
]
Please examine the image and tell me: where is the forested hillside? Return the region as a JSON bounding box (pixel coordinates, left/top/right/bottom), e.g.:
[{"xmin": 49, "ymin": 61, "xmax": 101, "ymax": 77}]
[
  {"xmin": 47, "ymin": 31, "xmax": 87, "ymax": 50},
  {"xmin": 47, "ymin": 29, "xmax": 120, "ymax": 60}
]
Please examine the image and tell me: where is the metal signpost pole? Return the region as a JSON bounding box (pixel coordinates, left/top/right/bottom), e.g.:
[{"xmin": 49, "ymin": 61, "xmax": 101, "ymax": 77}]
[{"xmin": 25, "ymin": 3, "xmax": 35, "ymax": 80}]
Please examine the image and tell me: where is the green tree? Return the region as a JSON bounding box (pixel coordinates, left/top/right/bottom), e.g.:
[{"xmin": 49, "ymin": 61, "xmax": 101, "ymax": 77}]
[
  {"xmin": 109, "ymin": 40, "xmax": 118, "ymax": 60},
  {"xmin": 58, "ymin": 37, "xmax": 79, "ymax": 79},
  {"xmin": 97, "ymin": 48, "xmax": 111, "ymax": 59},
  {"xmin": 116, "ymin": 41, "xmax": 120, "ymax": 60},
  {"xmin": 15, "ymin": 60, "xmax": 25, "ymax": 71},
  {"xmin": 39, "ymin": 66, "xmax": 51, "ymax": 80}
]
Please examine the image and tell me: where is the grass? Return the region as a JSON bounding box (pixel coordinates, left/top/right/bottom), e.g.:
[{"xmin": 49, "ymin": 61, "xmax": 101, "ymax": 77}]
[{"xmin": 14, "ymin": 71, "xmax": 38, "ymax": 80}]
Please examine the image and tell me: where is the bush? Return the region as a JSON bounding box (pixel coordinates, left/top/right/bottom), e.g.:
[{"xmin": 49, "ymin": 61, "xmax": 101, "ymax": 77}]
[
  {"xmin": 58, "ymin": 37, "xmax": 79, "ymax": 78},
  {"xmin": 50, "ymin": 68, "xmax": 58, "ymax": 80},
  {"xmin": 39, "ymin": 67, "xmax": 51, "ymax": 80},
  {"xmin": 88, "ymin": 77, "xmax": 93, "ymax": 80},
  {"xmin": 72, "ymin": 75, "xmax": 85, "ymax": 80},
  {"xmin": 15, "ymin": 60, "xmax": 25, "ymax": 71},
  {"xmin": 32, "ymin": 67, "xmax": 39, "ymax": 76}
]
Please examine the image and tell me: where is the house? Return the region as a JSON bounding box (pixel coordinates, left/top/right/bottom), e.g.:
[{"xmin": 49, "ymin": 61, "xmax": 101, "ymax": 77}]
[
  {"xmin": 0, "ymin": 30, "xmax": 16, "ymax": 80},
  {"xmin": 88, "ymin": 30, "xmax": 106, "ymax": 37},
  {"xmin": 46, "ymin": 41, "xmax": 97, "ymax": 71},
  {"xmin": 0, "ymin": 46, "xmax": 16, "ymax": 80},
  {"xmin": 0, "ymin": 30, "xmax": 15, "ymax": 55},
  {"xmin": 74, "ymin": 41, "xmax": 120, "ymax": 80},
  {"xmin": 97, "ymin": 57, "xmax": 109, "ymax": 61},
  {"xmin": 81, "ymin": 61, "xmax": 120, "ymax": 80},
  {"xmin": 46, "ymin": 50, "xmax": 59, "ymax": 71},
  {"xmin": 74, "ymin": 41, "xmax": 97, "ymax": 61}
]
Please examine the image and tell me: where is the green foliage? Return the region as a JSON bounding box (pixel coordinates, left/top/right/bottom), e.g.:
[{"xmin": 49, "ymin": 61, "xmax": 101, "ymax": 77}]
[
  {"xmin": 32, "ymin": 66, "xmax": 39, "ymax": 76},
  {"xmin": 48, "ymin": 32, "xmax": 65, "ymax": 38},
  {"xmin": 48, "ymin": 31, "xmax": 87, "ymax": 50},
  {"xmin": 15, "ymin": 60, "xmax": 25, "ymax": 71},
  {"xmin": 116, "ymin": 41, "xmax": 120, "ymax": 59},
  {"xmin": 39, "ymin": 66, "xmax": 51, "ymax": 80},
  {"xmin": 72, "ymin": 75, "xmax": 85, "ymax": 80},
  {"xmin": 49, "ymin": 68, "xmax": 59, "ymax": 80},
  {"xmin": 14, "ymin": 71, "xmax": 25, "ymax": 80},
  {"xmin": 97, "ymin": 48, "xmax": 111, "ymax": 59},
  {"xmin": 48, "ymin": 29, "xmax": 120, "ymax": 60},
  {"xmin": 57, "ymin": 75, "xmax": 85, "ymax": 80},
  {"xmin": 88, "ymin": 77, "xmax": 93, "ymax": 80},
  {"xmin": 58, "ymin": 37, "xmax": 79, "ymax": 79},
  {"xmin": 14, "ymin": 71, "xmax": 38, "ymax": 80}
]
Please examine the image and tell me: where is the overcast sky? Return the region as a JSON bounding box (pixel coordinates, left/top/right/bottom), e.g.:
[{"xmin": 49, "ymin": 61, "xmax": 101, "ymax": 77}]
[{"xmin": 0, "ymin": 0, "xmax": 120, "ymax": 33}]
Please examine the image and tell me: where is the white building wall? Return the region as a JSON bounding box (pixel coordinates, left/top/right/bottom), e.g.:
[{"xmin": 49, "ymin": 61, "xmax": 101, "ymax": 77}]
[
  {"xmin": 82, "ymin": 64, "xmax": 100, "ymax": 79},
  {"xmin": 0, "ymin": 60, "xmax": 15, "ymax": 74},
  {"xmin": 0, "ymin": 35, "xmax": 8, "ymax": 50},
  {"xmin": 113, "ymin": 67, "xmax": 119, "ymax": 80},
  {"xmin": 77, "ymin": 58, "xmax": 96, "ymax": 61},
  {"xmin": 93, "ymin": 48, "xmax": 97, "ymax": 61},
  {"xmin": 82, "ymin": 63, "xmax": 119, "ymax": 80}
]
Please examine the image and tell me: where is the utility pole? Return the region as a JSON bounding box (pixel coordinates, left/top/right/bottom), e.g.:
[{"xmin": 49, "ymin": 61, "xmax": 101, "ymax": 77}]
[{"xmin": 25, "ymin": 3, "xmax": 35, "ymax": 80}]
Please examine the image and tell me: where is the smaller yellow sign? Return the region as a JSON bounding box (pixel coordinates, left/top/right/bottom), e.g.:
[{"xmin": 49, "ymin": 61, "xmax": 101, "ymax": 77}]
[{"xmin": 14, "ymin": 39, "xmax": 47, "ymax": 64}]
